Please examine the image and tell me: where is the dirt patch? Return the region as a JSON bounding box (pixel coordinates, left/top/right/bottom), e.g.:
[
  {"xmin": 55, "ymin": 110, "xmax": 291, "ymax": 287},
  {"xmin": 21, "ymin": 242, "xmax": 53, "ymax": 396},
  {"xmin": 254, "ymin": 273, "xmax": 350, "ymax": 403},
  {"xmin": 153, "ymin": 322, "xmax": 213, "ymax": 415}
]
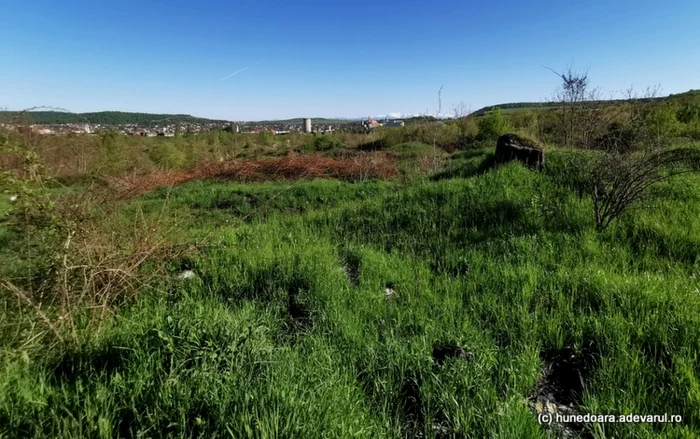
[
  {"xmin": 285, "ymin": 286, "xmax": 313, "ymax": 335},
  {"xmin": 432, "ymin": 343, "xmax": 473, "ymax": 366},
  {"xmin": 530, "ymin": 341, "xmax": 600, "ymax": 438},
  {"xmin": 338, "ymin": 248, "xmax": 362, "ymax": 287},
  {"xmin": 399, "ymin": 372, "xmax": 426, "ymax": 437},
  {"xmin": 278, "ymin": 272, "xmax": 315, "ymax": 340},
  {"xmin": 538, "ymin": 341, "xmax": 599, "ymax": 406},
  {"xmin": 399, "ymin": 371, "xmax": 455, "ymax": 438}
]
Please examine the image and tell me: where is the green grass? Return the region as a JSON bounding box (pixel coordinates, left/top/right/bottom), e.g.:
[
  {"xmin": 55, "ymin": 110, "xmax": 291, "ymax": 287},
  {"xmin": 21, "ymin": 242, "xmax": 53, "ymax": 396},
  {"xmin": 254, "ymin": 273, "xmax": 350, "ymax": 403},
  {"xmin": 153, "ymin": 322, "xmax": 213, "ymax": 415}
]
[
  {"xmin": 124, "ymin": 179, "xmax": 395, "ymax": 238},
  {"xmin": 0, "ymin": 195, "xmax": 11, "ymax": 249},
  {"xmin": 389, "ymin": 141, "xmax": 435, "ymax": 158},
  {"xmin": 2, "ymin": 151, "xmax": 700, "ymax": 437}
]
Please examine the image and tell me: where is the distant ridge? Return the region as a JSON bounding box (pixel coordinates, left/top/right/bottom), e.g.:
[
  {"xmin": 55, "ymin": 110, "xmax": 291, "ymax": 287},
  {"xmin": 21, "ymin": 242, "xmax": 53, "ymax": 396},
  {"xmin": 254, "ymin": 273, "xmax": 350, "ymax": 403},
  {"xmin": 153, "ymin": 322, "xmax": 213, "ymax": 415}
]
[
  {"xmin": 471, "ymin": 89, "xmax": 700, "ymax": 117},
  {"xmin": 250, "ymin": 118, "xmax": 357, "ymax": 125},
  {"xmin": 3, "ymin": 89, "xmax": 697, "ymax": 126},
  {"xmin": 0, "ymin": 111, "xmax": 231, "ymax": 126}
]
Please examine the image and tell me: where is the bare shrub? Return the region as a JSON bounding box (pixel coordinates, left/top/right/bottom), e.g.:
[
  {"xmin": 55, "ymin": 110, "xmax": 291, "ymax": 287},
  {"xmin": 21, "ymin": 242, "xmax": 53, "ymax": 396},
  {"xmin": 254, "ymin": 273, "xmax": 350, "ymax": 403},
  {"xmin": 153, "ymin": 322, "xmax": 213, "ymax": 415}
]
[
  {"xmin": 1, "ymin": 186, "xmax": 188, "ymax": 344},
  {"xmin": 547, "ymin": 69, "xmax": 700, "ymax": 231},
  {"xmin": 1, "ymin": 124, "xmax": 187, "ymax": 346},
  {"xmin": 417, "ymin": 153, "xmax": 447, "ymax": 175},
  {"xmin": 584, "ymin": 146, "xmax": 700, "ymax": 231},
  {"xmin": 431, "ymin": 86, "xmax": 444, "ymax": 153},
  {"xmin": 546, "ymin": 65, "xmax": 607, "ymax": 148}
]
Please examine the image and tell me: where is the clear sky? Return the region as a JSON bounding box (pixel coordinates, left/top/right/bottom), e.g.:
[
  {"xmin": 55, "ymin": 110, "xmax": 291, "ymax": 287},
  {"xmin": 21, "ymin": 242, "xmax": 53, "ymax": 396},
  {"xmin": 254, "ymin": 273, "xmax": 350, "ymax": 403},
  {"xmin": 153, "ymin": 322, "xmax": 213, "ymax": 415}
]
[{"xmin": 1, "ymin": 0, "xmax": 698, "ymax": 121}]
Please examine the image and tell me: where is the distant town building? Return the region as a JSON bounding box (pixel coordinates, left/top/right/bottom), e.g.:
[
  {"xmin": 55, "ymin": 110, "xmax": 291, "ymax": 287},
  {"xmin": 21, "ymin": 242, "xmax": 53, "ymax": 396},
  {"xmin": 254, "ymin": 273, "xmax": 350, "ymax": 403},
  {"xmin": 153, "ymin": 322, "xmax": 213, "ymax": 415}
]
[
  {"xmin": 363, "ymin": 117, "xmax": 380, "ymax": 129},
  {"xmin": 384, "ymin": 120, "xmax": 405, "ymax": 128},
  {"xmin": 8, "ymin": 117, "xmax": 368, "ymax": 137}
]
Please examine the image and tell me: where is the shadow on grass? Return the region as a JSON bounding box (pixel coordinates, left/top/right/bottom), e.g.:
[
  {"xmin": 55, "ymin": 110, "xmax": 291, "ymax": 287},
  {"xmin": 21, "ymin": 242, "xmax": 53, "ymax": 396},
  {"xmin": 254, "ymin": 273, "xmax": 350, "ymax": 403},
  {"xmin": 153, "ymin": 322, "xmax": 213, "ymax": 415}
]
[
  {"xmin": 338, "ymin": 247, "xmax": 362, "ymax": 287},
  {"xmin": 430, "ymin": 153, "xmax": 496, "ymax": 181},
  {"xmin": 612, "ymin": 221, "xmax": 700, "ymax": 266},
  {"xmin": 399, "ymin": 371, "xmax": 426, "ymax": 437},
  {"xmin": 356, "ymin": 139, "xmax": 387, "ymax": 152},
  {"xmin": 201, "ymin": 262, "xmax": 316, "ymax": 341},
  {"xmin": 355, "ymin": 362, "xmax": 455, "ymax": 438},
  {"xmin": 451, "ymin": 148, "xmax": 494, "ymax": 160},
  {"xmin": 116, "ymin": 398, "xmax": 220, "ymax": 439},
  {"xmin": 49, "ymin": 345, "xmax": 130, "ymax": 384}
]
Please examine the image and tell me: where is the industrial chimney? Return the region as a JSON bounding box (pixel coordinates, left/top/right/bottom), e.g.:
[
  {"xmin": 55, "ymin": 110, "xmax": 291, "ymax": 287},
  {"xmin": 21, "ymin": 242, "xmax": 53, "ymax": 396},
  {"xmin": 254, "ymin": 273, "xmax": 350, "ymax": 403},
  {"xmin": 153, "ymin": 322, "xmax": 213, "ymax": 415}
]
[{"xmin": 304, "ymin": 118, "xmax": 312, "ymax": 133}]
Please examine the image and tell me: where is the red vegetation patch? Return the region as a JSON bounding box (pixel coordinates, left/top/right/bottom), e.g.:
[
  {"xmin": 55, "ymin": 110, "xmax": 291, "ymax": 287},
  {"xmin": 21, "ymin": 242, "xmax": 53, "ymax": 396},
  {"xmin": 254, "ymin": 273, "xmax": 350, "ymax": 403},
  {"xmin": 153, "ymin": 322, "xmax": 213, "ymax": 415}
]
[{"xmin": 108, "ymin": 153, "xmax": 398, "ymax": 197}]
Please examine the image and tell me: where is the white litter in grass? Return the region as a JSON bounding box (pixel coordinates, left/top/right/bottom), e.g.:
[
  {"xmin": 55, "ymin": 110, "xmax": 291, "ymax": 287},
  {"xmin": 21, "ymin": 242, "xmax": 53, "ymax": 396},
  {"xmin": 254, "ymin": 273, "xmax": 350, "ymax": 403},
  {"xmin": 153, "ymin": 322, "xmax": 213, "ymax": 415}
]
[
  {"xmin": 385, "ymin": 287, "xmax": 395, "ymax": 297},
  {"xmin": 177, "ymin": 270, "xmax": 196, "ymax": 280},
  {"xmin": 9, "ymin": 195, "xmax": 18, "ymax": 203}
]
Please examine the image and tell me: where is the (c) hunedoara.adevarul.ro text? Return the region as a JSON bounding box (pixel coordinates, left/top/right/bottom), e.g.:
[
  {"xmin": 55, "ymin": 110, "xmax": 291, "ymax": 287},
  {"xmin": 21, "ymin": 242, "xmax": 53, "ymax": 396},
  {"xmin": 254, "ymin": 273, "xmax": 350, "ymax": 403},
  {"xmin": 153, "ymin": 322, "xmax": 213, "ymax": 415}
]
[{"xmin": 537, "ymin": 413, "xmax": 682, "ymax": 425}]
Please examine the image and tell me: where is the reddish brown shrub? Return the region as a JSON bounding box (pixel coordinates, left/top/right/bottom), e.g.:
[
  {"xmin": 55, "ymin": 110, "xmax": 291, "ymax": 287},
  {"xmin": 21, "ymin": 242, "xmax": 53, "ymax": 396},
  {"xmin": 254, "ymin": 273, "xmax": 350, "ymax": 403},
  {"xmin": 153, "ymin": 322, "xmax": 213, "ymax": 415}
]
[{"xmin": 107, "ymin": 153, "xmax": 398, "ymax": 197}]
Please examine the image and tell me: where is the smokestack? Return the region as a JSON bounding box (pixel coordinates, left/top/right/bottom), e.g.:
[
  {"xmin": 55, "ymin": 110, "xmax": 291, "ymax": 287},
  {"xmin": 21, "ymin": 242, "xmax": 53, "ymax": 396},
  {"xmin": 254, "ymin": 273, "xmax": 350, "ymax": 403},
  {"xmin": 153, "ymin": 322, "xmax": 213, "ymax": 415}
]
[{"xmin": 304, "ymin": 118, "xmax": 312, "ymax": 133}]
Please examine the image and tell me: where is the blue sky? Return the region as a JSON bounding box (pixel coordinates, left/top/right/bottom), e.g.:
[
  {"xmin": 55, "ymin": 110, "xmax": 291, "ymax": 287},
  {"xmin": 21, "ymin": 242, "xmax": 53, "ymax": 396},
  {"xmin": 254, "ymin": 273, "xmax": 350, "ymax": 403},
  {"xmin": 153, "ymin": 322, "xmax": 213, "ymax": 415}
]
[{"xmin": 1, "ymin": 0, "xmax": 698, "ymax": 120}]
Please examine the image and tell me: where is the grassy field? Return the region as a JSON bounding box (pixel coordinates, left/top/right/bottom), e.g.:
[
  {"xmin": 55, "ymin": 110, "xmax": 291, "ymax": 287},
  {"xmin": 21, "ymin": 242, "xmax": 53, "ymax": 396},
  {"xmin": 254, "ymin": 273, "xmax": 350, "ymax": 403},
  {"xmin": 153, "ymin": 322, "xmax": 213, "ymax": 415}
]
[{"xmin": 2, "ymin": 138, "xmax": 700, "ymax": 437}]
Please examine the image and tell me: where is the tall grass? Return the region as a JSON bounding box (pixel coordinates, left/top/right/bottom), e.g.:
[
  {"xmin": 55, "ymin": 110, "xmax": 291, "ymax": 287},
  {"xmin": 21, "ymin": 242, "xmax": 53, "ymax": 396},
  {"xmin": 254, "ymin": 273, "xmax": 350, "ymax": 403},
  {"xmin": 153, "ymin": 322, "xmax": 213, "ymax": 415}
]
[{"xmin": 2, "ymin": 153, "xmax": 700, "ymax": 437}]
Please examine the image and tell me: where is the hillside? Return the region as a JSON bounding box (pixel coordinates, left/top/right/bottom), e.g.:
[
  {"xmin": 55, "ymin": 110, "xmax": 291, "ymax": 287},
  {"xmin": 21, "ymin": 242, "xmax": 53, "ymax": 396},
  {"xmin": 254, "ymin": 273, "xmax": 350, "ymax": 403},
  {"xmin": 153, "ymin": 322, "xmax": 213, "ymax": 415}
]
[
  {"xmin": 3, "ymin": 90, "xmax": 698, "ymax": 126},
  {"xmin": 2, "ymin": 102, "xmax": 700, "ymax": 436},
  {"xmin": 0, "ymin": 111, "xmax": 231, "ymax": 126},
  {"xmin": 3, "ymin": 153, "xmax": 700, "ymax": 437},
  {"xmin": 0, "ymin": 111, "xmax": 360, "ymax": 127},
  {"xmin": 471, "ymin": 89, "xmax": 700, "ymax": 116}
]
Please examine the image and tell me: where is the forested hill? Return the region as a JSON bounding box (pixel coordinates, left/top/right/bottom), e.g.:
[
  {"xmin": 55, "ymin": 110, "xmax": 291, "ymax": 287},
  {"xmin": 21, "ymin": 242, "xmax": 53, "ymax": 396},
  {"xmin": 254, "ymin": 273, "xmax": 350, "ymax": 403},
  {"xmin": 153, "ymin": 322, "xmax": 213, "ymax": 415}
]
[
  {"xmin": 0, "ymin": 111, "xmax": 231, "ymax": 126},
  {"xmin": 471, "ymin": 89, "xmax": 700, "ymax": 116}
]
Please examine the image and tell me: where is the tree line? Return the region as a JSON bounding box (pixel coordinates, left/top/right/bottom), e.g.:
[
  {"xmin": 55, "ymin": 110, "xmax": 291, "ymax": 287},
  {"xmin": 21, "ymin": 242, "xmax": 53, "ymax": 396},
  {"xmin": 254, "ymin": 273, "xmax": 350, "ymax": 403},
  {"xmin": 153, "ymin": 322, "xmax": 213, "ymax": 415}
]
[{"xmin": 0, "ymin": 111, "xmax": 229, "ymax": 126}]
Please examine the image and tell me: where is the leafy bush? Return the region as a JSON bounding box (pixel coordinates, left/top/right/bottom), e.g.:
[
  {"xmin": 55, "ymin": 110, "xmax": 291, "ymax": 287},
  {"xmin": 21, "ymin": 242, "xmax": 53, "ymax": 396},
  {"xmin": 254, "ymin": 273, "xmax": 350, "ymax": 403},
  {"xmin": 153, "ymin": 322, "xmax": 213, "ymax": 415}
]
[
  {"xmin": 100, "ymin": 129, "xmax": 130, "ymax": 173},
  {"xmin": 646, "ymin": 103, "xmax": 681, "ymax": 140},
  {"xmin": 680, "ymin": 123, "xmax": 700, "ymax": 140},
  {"xmin": 476, "ymin": 108, "xmax": 510, "ymax": 142},
  {"xmin": 307, "ymin": 135, "xmax": 343, "ymax": 152},
  {"xmin": 677, "ymin": 104, "xmax": 700, "ymax": 139},
  {"xmin": 258, "ymin": 131, "xmax": 274, "ymax": 146},
  {"xmin": 596, "ymin": 122, "xmax": 639, "ymax": 153},
  {"xmin": 451, "ymin": 118, "xmax": 479, "ymax": 149},
  {"xmin": 148, "ymin": 142, "xmax": 187, "ymax": 169},
  {"xmin": 677, "ymin": 104, "xmax": 700, "ymax": 125},
  {"xmin": 508, "ymin": 110, "xmax": 540, "ymax": 139},
  {"xmin": 380, "ymin": 126, "xmax": 411, "ymax": 148}
]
